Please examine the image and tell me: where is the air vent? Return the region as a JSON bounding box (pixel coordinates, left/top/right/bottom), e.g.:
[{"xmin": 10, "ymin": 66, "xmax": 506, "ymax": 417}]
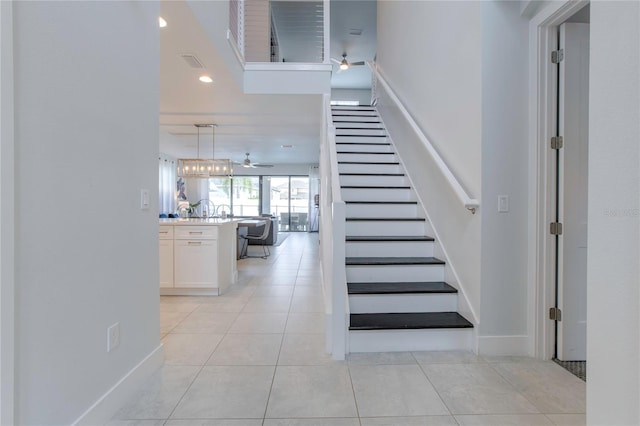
[
  {"xmin": 349, "ymin": 28, "xmax": 363, "ymax": 36},
  {"xmin": 180, "ymin": 54, "xmax": 204, "ymax": 69}
]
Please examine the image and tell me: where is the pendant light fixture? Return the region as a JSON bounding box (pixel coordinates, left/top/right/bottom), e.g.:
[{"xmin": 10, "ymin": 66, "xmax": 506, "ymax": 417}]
[{"xmin": 177, "ymin": 124, "xmax": 233, "ymax": 178}]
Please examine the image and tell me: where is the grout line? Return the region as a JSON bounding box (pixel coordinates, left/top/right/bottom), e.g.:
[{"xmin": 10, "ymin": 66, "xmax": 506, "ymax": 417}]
[{"xmin": 415, "ymin": 360, "xmax": 455, "ymax": 418}]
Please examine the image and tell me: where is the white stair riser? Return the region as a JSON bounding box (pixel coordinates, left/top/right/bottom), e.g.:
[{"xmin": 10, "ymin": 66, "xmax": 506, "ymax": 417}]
[
  {"xmin": 335, "ymin": 136, "xmax": 388, "ymax": 144},
  {"xmin": 335, "ymin": 144, "xmax": 393, "ymax": 153},
  {"xmin": 339, "ymin": 175, "xmax": 408, "ymax": 186},
  {"xmin": 331, "ymin": 108, "xmax": 378, "ymax": 118},
  {"xmin": 349, "ymin": 293, "xmax": 458, "ymax": 314},
  {"xmin": 338, "ymin": 163, "xmax": 402, "ymax": 174},
  {"xmin": 346, "ymin": 221, "xmax": 425, "ymax": 236},
  {"xmin": 335, "ymin": 129, "xmax": 386, "ymax": 136},
  {"xmin": 333, "ymin": 116, "xmax": 381, "ymax": 123},
  {"xmin": 337, "ymin": 153, "xmax": 397, "ymax": 163},
  {"xmin": 349, "ymin": 328, "xmax": 473, "ymax": 353},
  {"xmin": 334, "ymin": 122, "xmax": 384, "ymax": 129},
  {"xmin": 333, "ymin": 105, "xmax": 375, "ymax": 109},
  {"xmin": 346, "ymin": 203, "xmax": 418, "ymax": 218},
  {"xmin": 346, "ymin": 264, "xmax": 444, "ymax": 282},
  {"xmin": 342, "ymin": 188, "xmax": 414, "ymax": 202},
  {"xmin": 346, "ymin": 241, "xmax": 434, "ymax": 257}
]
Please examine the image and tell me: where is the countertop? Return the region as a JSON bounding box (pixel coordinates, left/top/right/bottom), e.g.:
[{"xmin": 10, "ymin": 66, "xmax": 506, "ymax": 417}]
[{"xmin": 159, "ymin": 218, "xmax": 239, "ymax": 226}]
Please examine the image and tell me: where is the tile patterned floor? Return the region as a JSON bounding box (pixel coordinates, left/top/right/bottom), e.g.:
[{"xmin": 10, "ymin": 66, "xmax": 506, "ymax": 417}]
[{"xmin": 108, "ymin": 233, "xmax": 586, "ymax": 426}]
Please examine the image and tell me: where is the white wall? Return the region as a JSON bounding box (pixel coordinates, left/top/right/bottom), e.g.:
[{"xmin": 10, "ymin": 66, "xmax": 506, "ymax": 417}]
[
  {"xmin": 12, "ymin": 2, "xmax": 160, "ymax": 424},
  {"xmin": 587, "ymin": 1, "xmax": 640, "ymax": 424},
  {"xmin": 331, "ymin": 88, "xmax": 372, "ymax": 105},
  {"xmin": 376, "ymin": 0, "xmax": 482, "ymax": 196},
  {"xmin": 234, "ymin": 163, "xmax": 314, "ymax": 176},
  {"xmin": 0, "ymin": 1, "xmax": 16, "ymax": 423},
  {"xmin": 478, "ymin": 1, "xmax": 530, "ymax": 352},
  {"xmin": 376, "ymin": 1, "xmax": 482, "ymax": 324}
]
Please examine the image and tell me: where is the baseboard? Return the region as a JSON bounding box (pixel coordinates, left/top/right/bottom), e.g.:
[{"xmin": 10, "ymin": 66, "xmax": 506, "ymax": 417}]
[
  {"xmin": 477, "ymin": 335, "xmax": 529, "ymax": 356},
  {"xmin": 73, "ymin": 344, "xmax": 164, "ymax": 425}
]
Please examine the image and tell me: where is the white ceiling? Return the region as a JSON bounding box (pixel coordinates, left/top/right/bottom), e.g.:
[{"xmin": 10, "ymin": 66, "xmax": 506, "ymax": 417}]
[{"xmin": 159, "ymin": 0, "xmax": 376, "ymax": 165}]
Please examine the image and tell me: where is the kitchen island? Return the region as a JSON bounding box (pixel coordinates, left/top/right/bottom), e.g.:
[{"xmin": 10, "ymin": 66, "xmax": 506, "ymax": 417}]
[{"xmin": 159, "ymin": 218, "xmax": 238, "ymax": 296}]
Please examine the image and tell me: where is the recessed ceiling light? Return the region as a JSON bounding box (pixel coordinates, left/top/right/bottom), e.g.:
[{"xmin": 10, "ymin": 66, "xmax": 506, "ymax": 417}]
[
  {"xmin": 158, "ymin": 17, "xmax": 167, "ymax": 28},
  {"xmin": 281, "ymin": 144, "xmax": 293, "ymax": 148},
  {"xmin": 199, "ymin": 75, "xmax": 213, "ymax": 83}
]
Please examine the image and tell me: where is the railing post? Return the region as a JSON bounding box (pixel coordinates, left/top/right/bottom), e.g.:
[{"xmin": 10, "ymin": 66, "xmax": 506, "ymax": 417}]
[
  {"xmin": 238, "ymin": 0, "xmax": 245, "ymax": 58},
  {"xmin": 323, "ymin": 0, "xmax": 330, "ymax": 64}
]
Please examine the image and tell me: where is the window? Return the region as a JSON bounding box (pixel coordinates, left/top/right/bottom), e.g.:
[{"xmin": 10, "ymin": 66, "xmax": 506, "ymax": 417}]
[
  {"xmin": 264, "ymin": 176, "xmax": 309, "ymax": 231},
  {"xmin": 232, "ymin": 176, "xmax": 260, "ymax": 217}
]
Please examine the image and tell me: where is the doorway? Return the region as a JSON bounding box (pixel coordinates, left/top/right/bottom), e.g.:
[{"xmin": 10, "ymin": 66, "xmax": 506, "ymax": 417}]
[
  {"xmin": 264, "ymin": 176, "xmax": 310, "ymax": 232},
  {"xmin": 553, "ymin": 19, "xmax": 590, "ymax": 363},
  {"xmin": 528, "ymin": 0, "xmax": 591, "ymax": 365}
]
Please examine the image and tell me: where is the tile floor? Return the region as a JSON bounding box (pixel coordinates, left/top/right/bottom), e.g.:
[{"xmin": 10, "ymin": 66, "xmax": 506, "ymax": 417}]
[{"xmin": 108, "ymin": 233, "xmax": 586, "ymax": 426}]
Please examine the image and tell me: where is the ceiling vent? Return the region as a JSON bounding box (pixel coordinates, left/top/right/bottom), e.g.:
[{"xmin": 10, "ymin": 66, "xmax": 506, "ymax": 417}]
[
  {"xmin": 349, "ymin": 29, "xmax": 363, "ymax": 36},
  {"xmin": 180, "ymin": 54, "xmax": 204, "ymax": 69}
]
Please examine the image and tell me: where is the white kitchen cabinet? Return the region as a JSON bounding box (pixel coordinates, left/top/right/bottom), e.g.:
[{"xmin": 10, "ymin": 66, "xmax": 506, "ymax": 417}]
[
  {"xmin": 159, "ymin": 226, "xmax": 174, "ymax": 288},
  {"xmin": 174, "ymin": 239, "xmax": 218, "ymax": 288},
  {"xmin": 159, "ymin": 220, "xmax": 237, "ymax": 296}
]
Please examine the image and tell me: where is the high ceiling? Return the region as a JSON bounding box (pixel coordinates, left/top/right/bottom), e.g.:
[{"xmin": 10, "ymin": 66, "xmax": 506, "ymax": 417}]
[{"xmin": 159, "ymin": 0, "xmax": 376, "ymax": 165}]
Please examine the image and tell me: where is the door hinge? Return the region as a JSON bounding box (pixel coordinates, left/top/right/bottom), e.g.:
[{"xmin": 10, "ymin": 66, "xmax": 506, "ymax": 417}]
[
  {"xmin": 551, "ymin": 49, "xmax": 564, "ymax": 64},
  {"xmin": 550, "ymin": 222, "xmax": 563, "ymax": 235},
  {"xmin": 549, "ymin": 307, "xmax": 562, "ymax": 321},
  {"xmin": 551, "ymin": 136, "xmax": 564, "ymax": 150}
]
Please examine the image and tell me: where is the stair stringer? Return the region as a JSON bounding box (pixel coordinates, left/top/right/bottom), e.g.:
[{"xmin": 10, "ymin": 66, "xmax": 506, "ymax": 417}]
[{"xmin": 378, "ymin": 120, "xmax": 480, "ymax": 352}]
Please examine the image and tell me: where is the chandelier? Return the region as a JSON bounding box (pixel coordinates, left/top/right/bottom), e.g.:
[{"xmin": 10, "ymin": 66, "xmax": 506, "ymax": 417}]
[{"xmin": 177, "ymin": 124, "xmax": 233, "ymax": 178}]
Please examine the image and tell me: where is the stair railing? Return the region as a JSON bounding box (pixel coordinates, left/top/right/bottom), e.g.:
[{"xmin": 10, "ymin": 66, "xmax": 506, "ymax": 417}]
[
  {"xmin": 370, "ymin": 64, "xmax": 480, "ymax": 214},
  {"xmin": 228, "ymin": 0, "xmax": 330, "ymax": 64},
  {"xmin": 319, "ymin": 93, "xmax": 348, "ymax": 360}
]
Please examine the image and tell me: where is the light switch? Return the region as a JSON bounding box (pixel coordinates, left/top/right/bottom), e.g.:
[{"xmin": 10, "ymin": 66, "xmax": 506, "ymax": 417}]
[
  {"xmin": 498, "ymin": 195, "xmax": 509, "ymax": 213},
  {"xmin": 141, "ymin": 189, "xmax": 150, "ymax": 210}
]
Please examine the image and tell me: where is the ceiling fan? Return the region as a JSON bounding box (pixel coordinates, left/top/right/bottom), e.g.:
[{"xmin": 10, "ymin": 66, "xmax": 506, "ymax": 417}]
[
  {"xmin": 331, "ymin": 53, "xmax": 365, "ymax": 72},
  {"xmin": 237, "ymin": 152, "xmax": 274, "ymax": 168}
]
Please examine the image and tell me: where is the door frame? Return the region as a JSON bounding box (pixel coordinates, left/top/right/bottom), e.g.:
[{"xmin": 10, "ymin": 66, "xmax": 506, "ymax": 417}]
[{"xmin": 526, "ymin": 0, "xmax": 590, "ymax": 360}]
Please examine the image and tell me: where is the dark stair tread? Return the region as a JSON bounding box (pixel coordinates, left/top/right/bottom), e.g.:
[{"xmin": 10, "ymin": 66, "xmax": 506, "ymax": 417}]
[
  {"xmin": 338, "ymin": 161, "xmax": 399, "ymax": 165},
  {"xmin": 346, "ymin": 217, "xmax": 425, "ymax": 221},
  {"xmin": 337, "ymin": 151, "xmax": 395, "ymax": 154},
  {"xmin": 339, "ymin": 173, "xmax": 405, "ymax": 176},
  {"xmin": 336, "ymin": 127, "xmax": 384, "ymax": 130},
  {"xmin": 332, "ymin": 121, "xmax": 382, "ymax": 123},
  {"xmin": 345, "ymin": 201, "xmax": 418, "ymax": 204},
  {"xmin": 335, "ymin": 134, "xmax": 388, "ymax": 138},
  {"xmin": 348, "ymin": 281, "xmax": 457, "ymax": 294},
  {"xmin": 346, "ymin": 235, "xmax": 434, "ymax": 241},
  {"xmin": 332, "ymin": 107, "xmax": 375, "ymax": 110},
  {"xmin": 336, "ymin": 142, "xmax": 391, "ymax": 146},
  {"xmin": 345, "ymin": 256, "xmax": 445, "ymax": 266},
  {"xmin": 350, "ymin": 312, "xmax": 473, "ymax": 330},
  {"xmin": 341, "ymin": 185, "xmax": 410, "ymax": 189}
]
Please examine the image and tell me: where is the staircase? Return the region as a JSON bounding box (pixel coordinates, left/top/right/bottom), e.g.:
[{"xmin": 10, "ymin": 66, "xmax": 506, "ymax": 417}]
[{"xmin": 331, "ymin": 105, "xmax": 474, "ymax": 353}]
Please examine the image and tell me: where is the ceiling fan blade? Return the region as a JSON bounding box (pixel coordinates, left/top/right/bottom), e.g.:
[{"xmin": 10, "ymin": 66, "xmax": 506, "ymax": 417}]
[
  {"xmin": 253, "ymin": 164, "xmax": 274, "ymax": 168},
  {"xmin": 330, "ymin": 57, "xmax": 341, "ymax": 64},
  {"xmin": 350, "ymin": 61, "xmax": 366, "ymax": 66}
]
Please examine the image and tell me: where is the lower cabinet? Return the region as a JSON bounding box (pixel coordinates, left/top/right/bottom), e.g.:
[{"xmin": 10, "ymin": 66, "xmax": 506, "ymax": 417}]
[
  {"xmin": 159, "ymin": 223, "xmax": 236, "ymax": 295},
  {"xmin": 174, "ymin": 239, "xmax": 218, "ymax": 288},
  {"xmin": 159, "ymin": 226, "xmax": 174, "ymax": 288}
]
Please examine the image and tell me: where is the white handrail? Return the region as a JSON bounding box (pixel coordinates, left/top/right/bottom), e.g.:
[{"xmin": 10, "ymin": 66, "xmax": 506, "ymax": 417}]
[{"xmin": 373, "ymin": 67, "xmax": 480, "ymax": 214}]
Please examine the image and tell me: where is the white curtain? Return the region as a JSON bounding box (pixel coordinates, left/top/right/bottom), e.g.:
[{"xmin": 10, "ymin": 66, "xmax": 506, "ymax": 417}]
[{"xmin": 159, "ymin": 155, "xmax": 177, "ymax": 215}]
